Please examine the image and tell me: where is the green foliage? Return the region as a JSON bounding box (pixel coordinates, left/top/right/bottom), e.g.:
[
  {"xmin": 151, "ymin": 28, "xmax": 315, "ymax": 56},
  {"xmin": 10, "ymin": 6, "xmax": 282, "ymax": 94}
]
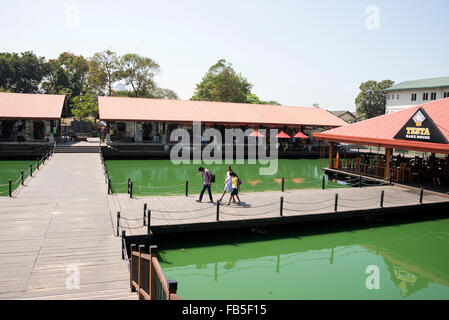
[
  {"xmin": 191, "ymin": 59, "xmax": 279, "ymax": 105},
  {"xmin": 355, "ymin": 80, "xmax": 394, "ymax": 119},
  {"xmin": 191, "ymin": 59, "xmax": 252, "ymax": 103},
  {"xmin": 0, "ymin": 51, "xmax": 48, "ymax": 93},
  {"xmin": 117, "ymin": 54, "xmax": 160, "ymax": 98},
  {"xmin": 42, "ymin": 52, "xmax": 89, "ymax": 115},
  {"xmin": 88, "ymin": 50, "xmax": 119, "ymax": 95},
  {"xmin": 70, "ymin": 92, "xmax": 98, "ymax": 120}
]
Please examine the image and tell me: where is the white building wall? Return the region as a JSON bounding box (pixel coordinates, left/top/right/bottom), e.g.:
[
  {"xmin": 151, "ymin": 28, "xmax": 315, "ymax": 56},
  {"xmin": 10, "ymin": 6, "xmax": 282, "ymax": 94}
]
[{"xmin": 385, "ymin": 86, "xmax": 449, "ymax": 114}]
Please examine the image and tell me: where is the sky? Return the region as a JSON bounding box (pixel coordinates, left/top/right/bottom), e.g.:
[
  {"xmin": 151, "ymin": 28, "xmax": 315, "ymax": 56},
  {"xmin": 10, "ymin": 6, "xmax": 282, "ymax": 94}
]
[{"xmin": 1, "ymin": 0, "xmax": 449, "ymax": 111}]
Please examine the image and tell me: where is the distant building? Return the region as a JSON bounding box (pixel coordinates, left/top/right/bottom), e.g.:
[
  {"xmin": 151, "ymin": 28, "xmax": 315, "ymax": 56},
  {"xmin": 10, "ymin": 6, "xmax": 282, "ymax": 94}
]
[
  {"xmin": 385, "ymin": 76, "xmax": 449, "ymax": 114},
  {"xmin": 329, "ymin": 111, "xmax": 358, "ymax": 123}
]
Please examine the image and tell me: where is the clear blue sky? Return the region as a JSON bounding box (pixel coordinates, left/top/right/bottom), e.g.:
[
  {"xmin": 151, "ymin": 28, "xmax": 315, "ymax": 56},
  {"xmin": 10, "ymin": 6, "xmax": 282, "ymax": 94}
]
[{"xmin": 1, "ymin": 0, "xmax": 449, "ymax": 111}]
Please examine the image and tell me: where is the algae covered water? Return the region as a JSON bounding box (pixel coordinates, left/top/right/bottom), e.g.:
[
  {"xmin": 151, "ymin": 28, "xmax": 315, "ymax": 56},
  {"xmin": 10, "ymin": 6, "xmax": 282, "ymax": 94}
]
[
  {"xmin": 158, "ymin": 218, "xmax": 449, "ymax": 299},
  {"xmin": 105, "ymin": 158, "xmax": 346, "ymax": 195},
  {"xmin": 0, "ymin": 160, "xmax": 34, "ymax": 196}
]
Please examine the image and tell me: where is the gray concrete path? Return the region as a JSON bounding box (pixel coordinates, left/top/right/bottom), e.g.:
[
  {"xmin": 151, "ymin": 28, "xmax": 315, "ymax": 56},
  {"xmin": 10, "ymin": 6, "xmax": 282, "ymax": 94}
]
[{"xmin": 0, "ymin": 153, "xmax": 135, "ymax": 300}]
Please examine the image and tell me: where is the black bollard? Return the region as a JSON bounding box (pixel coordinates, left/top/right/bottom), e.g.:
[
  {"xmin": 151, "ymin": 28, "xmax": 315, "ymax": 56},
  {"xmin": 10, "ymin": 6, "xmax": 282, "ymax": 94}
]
[
  {"xmin": 380, "ymin": 190, "xmax": 385, "ymax": 208},
  {"xmin": 129, "ymin": 181, "xmax": 133, "ymax": 198},
  {"xmin": 122, "ymin": 231, "xmax": 127, "ymax": 260},
  {"xmin": 282, "ymin": 177, "xmax": 285, "ymax": 192},
  {"xmin": 322, "ymin": 176, "xmax": 325, "ymax": 190},
  {"xmin": 419, "ymin": 187, "xmax": 424, "ymax": 204},
  {"xmin": 147, "ymin": 210, "xmax": 151, "ymax": 234},
  {"xmin": 280, "ymin": 196, "xmax": 284, "ymax": 216},
  {"xmin": 21, "ymin": 170, "xmax": 24, "ymax": 186},
  {"xmin": 30, "ymin": 164, "xmax": 33, "ymax": 177},
  {"xmin": 186, "ymin": 180, "xmax": 189, "ymax": 197},
  {"xmin": 127, "ymin": 177, "xmax": 131, "ymax": 194},
  {"xmin": 8, "ymin": 179, "xmax": 12, "ymax": 197},
  {"xmin": 108, "ymin": 179, "xmax": 111, "ymax": 195},
  {"xmin": 216, "ymin": 201, "xmax": 220, "ymax": 221},
  {"xmin": 143, "ymin": 203, "xmax": 147, "ymax": 226},
  {"xmin": 334, "ymin": 194, "xmax": 339, "ymax": 212},
  {"xmin": 117, "ymin": 211, "xmax": 120, "ymax": 237}
]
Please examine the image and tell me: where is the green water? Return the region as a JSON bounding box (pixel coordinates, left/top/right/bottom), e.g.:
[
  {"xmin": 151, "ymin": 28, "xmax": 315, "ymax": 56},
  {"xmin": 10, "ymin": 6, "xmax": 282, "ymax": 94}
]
[
  {"xmin": 105, "ymin": 159, "xmax": 346, "ymax": 195},
  {"xmin": 158, "ymin": 218, "xmax": 449, "ymax": 299},
  {"xmin": 0, "ymin": 160, "xmax": 35, "ymax": 196}
]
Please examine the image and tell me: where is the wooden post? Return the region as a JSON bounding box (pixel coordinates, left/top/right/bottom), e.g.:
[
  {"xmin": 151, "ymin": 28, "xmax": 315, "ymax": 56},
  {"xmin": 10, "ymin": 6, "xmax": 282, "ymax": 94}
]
[
  {"xmin": 329, "ymin": 142, "xmax": 334, "ymax": 169},
  {"xmin": 280, "ymin": 196, "xmax": 284, "ymax": 216},
  {"xmin": 281, "ymin": 177, "xmax": 285, "ymax": 192},
  {"xmin": 420, "ymin": 188, "xmax": 424, "ymax": 204},
  {"xmin": 21, "ymin": 170, "xmax": 24, "ymax": 186},
  {"xmin": 185, "ymin": 180, "xmax": 189, "ymax": 197},
  {"xmin": 117, "ymin": 211, "xmax": 120, "ymax": 237},
  {"xmin": 147, "ymin": 210, "xmax": 151, "ymax": 234},
  {"xmin": 130, "ymin": 244, "xmax": 136, "ymax": 292},
  {"xmin": 138, "ymin": 245, "xmax": 145, "ymax": 300},
  {"xmin": 384, "ymin": 148, "xmax": 393, "ymax": 180},
  {"xmin": 334, "ymin": 194, "xmax": 338, "ymax": 212},
  {"xmin": 143, "ymin": 203, "xmax": 147, "ymax": 226},
  {"xmin": 216, "ymin": 201, "xmax": 220, "ymax": 221},
  {"xmin": 168, "ymin": 280, "xmax": 178, "ymax": 300},
  {"xmin": 149, "ymin": 245, "xmax": 158, "ymax": 300},
  {"xmin": 8, "ymin": 179, "xmax": 12, "ymax": 197},
  {"xmin": 380, "ymin": 190, "xmax": 385, "ymax": 208}
]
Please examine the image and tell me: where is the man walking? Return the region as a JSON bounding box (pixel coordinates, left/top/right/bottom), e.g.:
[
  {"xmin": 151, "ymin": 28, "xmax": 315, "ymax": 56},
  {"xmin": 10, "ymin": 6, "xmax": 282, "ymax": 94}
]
[{"xmin": 197, "ymin": 167, "xmax": 213, "ymax": 203}]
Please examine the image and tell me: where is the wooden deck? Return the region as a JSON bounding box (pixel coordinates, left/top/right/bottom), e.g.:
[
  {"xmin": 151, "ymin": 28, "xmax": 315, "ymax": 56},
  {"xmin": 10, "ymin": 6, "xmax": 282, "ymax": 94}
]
[
  {"xmin": 108, "ymin": 184, "xmax": 449, "ymax": 236},
  {"xmin": 0, "ymin": 153, "xmax": 135, "ymax": 300}
]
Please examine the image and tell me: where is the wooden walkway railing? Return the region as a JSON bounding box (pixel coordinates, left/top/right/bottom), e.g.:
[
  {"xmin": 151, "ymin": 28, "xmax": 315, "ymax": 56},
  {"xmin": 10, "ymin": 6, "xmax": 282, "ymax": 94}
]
[{"xmin": 130, "ymin": 245, "xmax": 182, "ymax": 300}]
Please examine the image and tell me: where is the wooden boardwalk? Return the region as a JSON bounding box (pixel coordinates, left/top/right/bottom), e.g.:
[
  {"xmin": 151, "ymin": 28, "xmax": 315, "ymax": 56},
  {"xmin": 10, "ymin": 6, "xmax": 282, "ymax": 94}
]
[
  {"xmin": 0, "ymin": 153, "xmax": 135, "ymax": 300},
  {"xmin": 108, "ymin": 184, "xmax": 449, "ymax": 236}
]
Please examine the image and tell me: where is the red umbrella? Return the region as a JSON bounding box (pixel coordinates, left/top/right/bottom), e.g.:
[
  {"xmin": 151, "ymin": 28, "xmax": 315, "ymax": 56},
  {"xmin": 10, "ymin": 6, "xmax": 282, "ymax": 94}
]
[
  {"xmin": 249, "ymin": 129, "xmax": 264, "ymax": 137},
  {"xmin": 276, "ymin": 131, "xmax": 291, "ymax": 139},
  {"xmin": 293, "ymin": 132, "xmax": 308, "ymax": 139}
]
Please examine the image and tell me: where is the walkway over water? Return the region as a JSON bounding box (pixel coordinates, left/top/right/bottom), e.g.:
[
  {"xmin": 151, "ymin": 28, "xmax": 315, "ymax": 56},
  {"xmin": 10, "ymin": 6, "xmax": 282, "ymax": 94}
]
[
  {"xmin": 0, "ymin": 153, "xmax": 134, "ymax": 300},
  {"xmin": 109, "ymin": 184, "xmax": 449, "ymax": 236}
]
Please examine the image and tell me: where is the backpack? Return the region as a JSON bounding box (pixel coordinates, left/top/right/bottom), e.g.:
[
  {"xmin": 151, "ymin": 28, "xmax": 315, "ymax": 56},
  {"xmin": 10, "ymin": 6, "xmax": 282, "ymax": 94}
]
[
  {"xmin": 210, "ymin": 172, "xmax": 215, "ymax": 183},
  {"xmin": 238, "ymin": 179, "xmax": 242, "ymax": 185}
]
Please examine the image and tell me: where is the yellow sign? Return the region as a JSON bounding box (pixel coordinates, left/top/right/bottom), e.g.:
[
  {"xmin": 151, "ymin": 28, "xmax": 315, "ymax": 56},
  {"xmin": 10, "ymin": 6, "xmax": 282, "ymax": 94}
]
[{"xmin": 406, "ymin": 127, "xmax": 430, "ymax": 136}]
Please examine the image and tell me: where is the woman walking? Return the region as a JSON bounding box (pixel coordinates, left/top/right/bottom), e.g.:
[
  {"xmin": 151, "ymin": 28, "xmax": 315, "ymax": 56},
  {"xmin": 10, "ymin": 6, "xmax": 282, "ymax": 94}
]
[
  {"xmin": 227, "ymin": 172, "xmax": 241, "ymax": 205},
  {"xmin": 218, "ymin": 166, "xmax": 233, "ymax": 202}
]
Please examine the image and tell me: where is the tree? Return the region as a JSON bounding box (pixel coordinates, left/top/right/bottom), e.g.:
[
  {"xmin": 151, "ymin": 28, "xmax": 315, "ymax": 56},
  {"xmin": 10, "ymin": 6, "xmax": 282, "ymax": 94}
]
[
  {"xmin": 0, "ymin": 51, "xmax": 48, "ymax": 93},
  {"xmin": 88, "ymin": 50, "xmax": 119, "ymax": 95},
  {"xmin": 70, "ymin": 92, "xmax": 98, "ymax": 120},
  {"xmin": 149, "ymin": 87, "xmax": 178, "ymax": 100},
  {"xmin": 42, "ymin": 52, "xmax": 89, "ymax": 115},
  {"xmin": 191, "ymin": 59, "xmax": 252, "ymax": 103},
  {"xmin": 247, "ymin": 93, "xmax": 280, "ymax": 105},
  {"xmin": 117, "ymin": 54, "xmax": 160, "ymax": 97},
  {"xmin": 355, "ymin": 80, "xmax": 394, "ymax": 119}
]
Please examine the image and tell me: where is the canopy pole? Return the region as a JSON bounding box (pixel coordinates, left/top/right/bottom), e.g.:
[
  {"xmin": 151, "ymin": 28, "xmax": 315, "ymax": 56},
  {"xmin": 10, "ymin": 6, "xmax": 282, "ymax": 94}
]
[
  {"xmin": 384, "ymin": 148, "xmax": 393, "ymax": 180},
  {"xmin": 329, "ymin": 142, "xmax": 334, "ymax": 169}
]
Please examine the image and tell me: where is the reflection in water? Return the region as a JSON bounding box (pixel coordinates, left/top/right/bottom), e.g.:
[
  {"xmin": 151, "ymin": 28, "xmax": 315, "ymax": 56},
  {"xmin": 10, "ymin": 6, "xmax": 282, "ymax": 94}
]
[{"xmin": 159, "ymin": 218, "xmax": 449, "ymax": 299}]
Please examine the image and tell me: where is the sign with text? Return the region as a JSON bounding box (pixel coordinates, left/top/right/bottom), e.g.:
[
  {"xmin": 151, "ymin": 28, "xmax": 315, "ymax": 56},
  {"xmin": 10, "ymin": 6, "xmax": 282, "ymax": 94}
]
[{"xmin": 394, "ymin": 108, "xmax": 448, "ymax": 144}]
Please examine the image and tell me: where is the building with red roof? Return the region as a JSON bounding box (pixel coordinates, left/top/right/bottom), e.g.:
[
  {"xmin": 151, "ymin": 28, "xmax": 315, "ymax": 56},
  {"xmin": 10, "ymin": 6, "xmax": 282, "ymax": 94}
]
[
  {"xmin": 314, "ymin": 97, "xmax": 449, "ymax": 181},
  {"xmin": 0, "ymin": 93, "xmax": 65, "ymax": 144}
]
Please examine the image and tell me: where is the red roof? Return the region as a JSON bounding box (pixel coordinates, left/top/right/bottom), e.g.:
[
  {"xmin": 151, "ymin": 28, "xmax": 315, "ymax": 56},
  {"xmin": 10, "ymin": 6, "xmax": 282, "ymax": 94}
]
[
  {"xmin": 249, "ymin": 129, "xmax": 265, "ymax": 137},
  {"xmin": 98, "ymin": 96, "xmax": 347, "ymax": 128},
  {"xmin": 0, "ymin": 93, "xmax": 65, "ymax": 120},
  {"xmin": 293, "ymin": 131, "xmax": 308, "ymax": 139},
  {"xmin": 276, "ymin": 131, "xmax": 291, "ymax": 138},
  {"xmin": 314, "ymin": 98, "xmax": 449, "ymax": 153}
]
